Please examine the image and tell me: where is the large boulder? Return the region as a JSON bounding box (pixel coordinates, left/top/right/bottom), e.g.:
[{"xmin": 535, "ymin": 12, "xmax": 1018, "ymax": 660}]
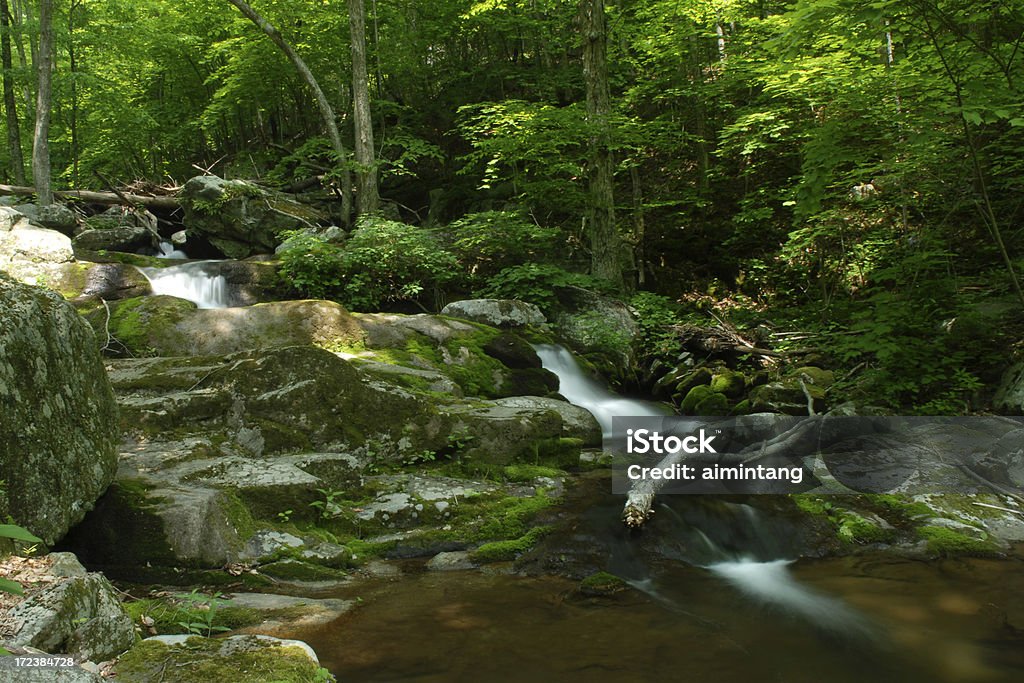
[
  {"xmin": 0, "ymin": 206, "xmax": 75, "ymax": 286},
  {"xmin": 84, "ymin": 297, "xmax": 362, "ymax": 357},
  {"xmin": 12, "ymin": 202, "xmax": 79, "ymax": 236},
  {"xmin": 0, "ymin": 553, "xmax": 134, "ymax": 662},
  {"xmin": 0, "ymin": 276, "xmax": 119, "ymax": 545},
  {"xmin": 180, "ymin": 175, "xmax": 326, "ymax": 258},
  {"xmin": 441, "ymin": 299, "xmax": 546, "ymax": 328},
  {"xmin": 552, "ymin": 287, "xmax": 640, "ymax": 382},
  {"xmin": 72, "ymin": 226, "xmax": 159, "ymax": 254}
]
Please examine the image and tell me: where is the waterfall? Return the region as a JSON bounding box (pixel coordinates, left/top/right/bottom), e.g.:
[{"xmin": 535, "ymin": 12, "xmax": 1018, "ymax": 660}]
[
  {"xmin": 533, "ymin": 343, "xmax": 669, "ymax": 436},
  {"xmin": 137, "ymin": 261, "xmax": 230, "ymax": 309},
  {"xmin": 536, "ymin": 342, "xmax": 877, "ymax": 639},
  {"xmin": 156, "ymin": 240, "xmax": 188, "ymax": 259}
]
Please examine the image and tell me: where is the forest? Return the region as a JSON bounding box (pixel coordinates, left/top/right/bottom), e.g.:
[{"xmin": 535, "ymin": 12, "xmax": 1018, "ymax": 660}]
[
  {"xmin": 0, "ymin": 0, "xmax": 1019, "ymax": 413},
  {"xmin": 2, "ymin": 1, "xmax": 1024, "ymax": 682}
]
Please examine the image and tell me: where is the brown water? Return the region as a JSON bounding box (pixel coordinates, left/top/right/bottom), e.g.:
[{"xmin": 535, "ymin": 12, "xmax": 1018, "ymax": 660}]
[{"xmin": 292, "ymin": 551, "xmax": 1024, "ymax": 683}]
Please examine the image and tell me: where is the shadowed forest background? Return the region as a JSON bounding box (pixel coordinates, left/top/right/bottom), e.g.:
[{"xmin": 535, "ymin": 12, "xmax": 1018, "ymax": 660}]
[{"xmin": 4, "ymin": 0, "xmax": 1024, "ymax": 413}]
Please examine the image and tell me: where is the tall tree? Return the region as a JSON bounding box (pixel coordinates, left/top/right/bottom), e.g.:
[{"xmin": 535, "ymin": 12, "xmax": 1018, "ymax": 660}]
[
  {"xmin": 225, "ymin": 0, "xmax": 353, "ymax": 222},
  {"xmin": 581, "ymin": 0, "xmax": 626, "ymax": 289},
  {"xmin": 32, "ymin": 0, "xmax": 52, "ymax": 204},
  {"xmin": 349, "ymin": 0, "xmax": 378, "ymax": 215},
  {"xmin": 0, "ymin": 0, "xmax": 23, "ymax": 184}
]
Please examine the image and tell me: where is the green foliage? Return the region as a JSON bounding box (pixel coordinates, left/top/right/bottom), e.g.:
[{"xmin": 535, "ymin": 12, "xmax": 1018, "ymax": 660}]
[
  {"xmin": 309, "ymin": 488, "xmax": 345, "ymax": 520},
  {"xmin": 448, "ymin": 211, "xmax": 559, "ymax": 280},
  {"xmin": 479, "ymin": 264, "xmax": 611, "ymax": 314},
  {"xmin": 174, "ymin": 590, "xmax": 233, "ymax": 637},
  {"xmin": 629, "ymin": 292, "xmax": 684, "ymax": 363},
  {"xmin": 470, "ymin": 526, "xmax": 551, "ymax": 563},
  {"xmin": 917, "ymin": 526, "xmax": 1000, "ymax": 557},
  {"xmin": 276, "ymin": 231, "xmax": 345, "ymax": 300},
  {"xmin": 339, "ymin": 217, "xmax": 460, "ymax": 311},
  {"xmin": 0, "ymin": 524, "xmax": 43, "ymax": 597}
]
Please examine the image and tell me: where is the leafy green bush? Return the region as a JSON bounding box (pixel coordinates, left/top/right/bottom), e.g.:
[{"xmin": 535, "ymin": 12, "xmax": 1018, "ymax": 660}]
[
  {"xmin": 629, "ymin": 292, "xmax": 684, "ymax": 363},
  {"xmin": 479, "ymin": 263, "xmax": 611, "ymax": 314},
  {"xmin": 339, "ymin": 217, "xmax": 460, "ymax": 311},
  {"xmin": 448, "ymin": 211, "xmax": 559, "ymax": 279},
  {"xmin": 277, "ymin": 230, "xmax": 345, "ymax": 299}
]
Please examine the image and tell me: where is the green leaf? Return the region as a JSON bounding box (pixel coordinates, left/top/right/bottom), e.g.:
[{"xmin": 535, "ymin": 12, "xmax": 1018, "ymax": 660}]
[
  {"xmin": 0, "ymin": 525, "xmax": 42, "ymax": 543},
  {"xmin": 0, "ymin": 577, "xmax": 25, "ymax": 596}
]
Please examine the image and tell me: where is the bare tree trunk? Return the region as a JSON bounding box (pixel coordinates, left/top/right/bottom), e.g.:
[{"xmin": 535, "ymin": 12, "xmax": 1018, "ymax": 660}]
[
  {"xmin": 581, "ymin": 0, "xmax": 626, "ymax": 290},
  {"xmin": 0, "ymin": 0, "xmax": 24, "ymax": 184},
  {"xmin": 32, "ymin": 0, "xmax": 51, "ymax": 205},
  {"xmin": 225, "ymin": 0, "xmax": 352, "ymax": 223},
  {"xmin": 349, "ymin": 0, "xmax": 378, "ymax": 215},
  {"xmin": 68, "ymin": 0, "xmax": 80, "ymax": 187}
]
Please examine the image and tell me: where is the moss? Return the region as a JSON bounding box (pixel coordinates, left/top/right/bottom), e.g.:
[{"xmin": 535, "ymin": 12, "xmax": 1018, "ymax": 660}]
[
  {"xmin": 792, "ymin": 495, "xmax": 895, "ymax": 545},
  {"xmin": 709, "ymin": 369, "xmax": 746, "ymax": 398},
  {"xmin": 694, "ymin": 391, "xmax": 730, "ymax": 415},
  {"xmin": 258, "ymin": 559, "xmax": 349, "ymax": 582},
  {"xmin": 471, "ymin": 526, "xmax": 551, "ymax": 563},
  {"xmin": 218, "ymin": 490, "xmax": 258, "ymax": 545},
  {"xmin": 467, "ymin": 491, "xmax": 557, "ymax": 542},
  {"xmin": 681, "ymin": 385, "xmax": 714, "ymax": 414},
  {"xmin": 864, "ymin": 494, "xmax": 934, "ymax": 520},
  {"xmin": 917, "ymin": 525, "xmax": 1000, "ymax": 556},
  {"xmin": 730, "ymin": 399, "xmax": 752, "ymax": 415},
  {"xmin": 579, "ymin": 571, "xmax": 628, "ymax": 596},
  {"xmin": 125, "ymin": 597, "xmax": 262, "ymax": 635},
  {"xmin": 502, "ymin": 465, "xmax": 567, "ymax": 482},
  {"xmin": 114, "ymin": 636, "xmax": 331, "ymax": 683}
]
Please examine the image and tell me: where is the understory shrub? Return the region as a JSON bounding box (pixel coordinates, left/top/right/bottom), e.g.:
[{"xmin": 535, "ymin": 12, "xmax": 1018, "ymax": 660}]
[{"xmin": 448, "ymin": 211, "xmax": 559, "ymax": 279}]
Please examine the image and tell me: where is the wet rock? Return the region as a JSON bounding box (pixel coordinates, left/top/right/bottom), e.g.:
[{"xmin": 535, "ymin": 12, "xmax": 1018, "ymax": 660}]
[
  {"xmin": 553, "ymin": 287, "xmax": 640, "ymax": 381},
  {"xmin": 224, "ymin": 593, "xmax": 354, "ymax": 633},
  {"xmin": 0, "ymin": 276, "xmax": 119, "ymax": 545},
  {"xmin": 995, "ymin": 362, "xmax": 1024, "ymax": 413},
  {"xmin": 72, "ymin": 226, "xmax": 158, "ymax": 254},
  {"xmin": 441, "ymin": 299, "xmax": 547, "ymax": 328},
  {"xmin": 426, "ymin": 551, "xmax": 475, "ymax": 571}
]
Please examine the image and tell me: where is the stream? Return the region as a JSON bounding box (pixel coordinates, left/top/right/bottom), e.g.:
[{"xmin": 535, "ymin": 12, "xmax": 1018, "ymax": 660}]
[
  {"xmin": 282, "ymin": 345, "xmax": 1024, "ymax": 682},
  {"xmin": 113, "ymin": 258, "xmax": 1024, "ymax": 681},
  {"xmin": 135, "ymin": 241, "xmax": 231, "ymax": 309}
]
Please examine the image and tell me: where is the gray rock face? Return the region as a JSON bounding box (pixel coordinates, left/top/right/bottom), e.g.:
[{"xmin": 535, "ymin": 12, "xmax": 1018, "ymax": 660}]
[
  {"xmin": 72, "ymin": 226, "xmax": 159, "ymax": 254},
  {"xmin": 2, "ymin": 554, "xmax": 134, "ymax": 662},
  {"xmin": 0, "ymin": 206, "xmax": 75, "ymax": 285},
  {"xmin": 180, "ymin": 175, "xmax": 326, "ymax": 258},
  {"xmin": 995, "ymin": 362, "xmax": 1024, "ymax": 414},
  {"xmin": 12, "ymin": 202, "xmax": 79, "ymax": 235},
  {"xmin": 441, "ymin": 299, "xmax": 547, "ymax": 328},
  {"xmin": 0, "ymin": 276, "xmax": 119, "ymax": 544},
  {"xmin": 492, "ymin": 396, "xmax": 602, "ymax": 446}
]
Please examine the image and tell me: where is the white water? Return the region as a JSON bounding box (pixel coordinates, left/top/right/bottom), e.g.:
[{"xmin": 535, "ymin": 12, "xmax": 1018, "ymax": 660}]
[
  {"xmin": 137, "ymin": 261, "xmax": 230, "ymax": 309},
  {"xmin": 533, "ymin": 343, "xmax": 669, "ymax": 436},
  {"xmin": 536, "ymin": 342, "xmax": 874, "ymax": 638},
  {"xmin": 156, "ymin": 240, "xmax": 188, "ymax": 259}
]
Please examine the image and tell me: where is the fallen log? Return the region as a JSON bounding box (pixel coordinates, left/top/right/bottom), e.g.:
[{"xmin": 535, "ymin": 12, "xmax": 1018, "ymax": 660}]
[{"xmin": 0, "ymin": 183, "xmax": 180, "ymax": 211}]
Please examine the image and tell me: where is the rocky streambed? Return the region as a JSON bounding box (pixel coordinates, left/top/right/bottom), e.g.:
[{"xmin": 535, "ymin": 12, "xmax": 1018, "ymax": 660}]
[{"xmin": 4, "ymin": 198, "xmax": 1024, "ymax": 682}]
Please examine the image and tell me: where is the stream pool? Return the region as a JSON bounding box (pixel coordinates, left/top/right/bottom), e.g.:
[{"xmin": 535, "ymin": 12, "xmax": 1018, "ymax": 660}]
[{"xmin": 290, "ymin": 549, "xmax": 1024, "ymax": 683}]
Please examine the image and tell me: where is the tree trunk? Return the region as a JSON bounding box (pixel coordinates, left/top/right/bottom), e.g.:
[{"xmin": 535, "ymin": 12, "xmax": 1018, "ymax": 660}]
[
  {"xmin": 581, "ymin": 0, "xmax": 625, "ymax": 290},
  {"xmin": 32, "ymin": 0, "xmax": 52, "ymax": 205},
  {"xmin": 0, "ymin": 183, "xmax": 181, "ymax": 210},
  {"xmin": 0, "ymin": 0, "xmax": 23, "ymax": 184},
  {"xmin": 225, "ymin": 0, "xmax": 353, "ymax": 223},
  {"xmin": 349, "ymin": 0, "xmax": 378, "ymax": 215}
]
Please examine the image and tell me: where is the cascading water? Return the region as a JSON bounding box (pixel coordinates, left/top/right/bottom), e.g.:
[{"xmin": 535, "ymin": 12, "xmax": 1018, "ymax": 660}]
[
  {"xmin": 533, "ymin": 343, "xmax": 669, "ymax": 436},
  {"xmin": 536, "ymin": 342, "xmax": 877, "ymax": 640},
  {"xmin": 137, "ymin": 242, "xmax": 230, "ymax": 309}
]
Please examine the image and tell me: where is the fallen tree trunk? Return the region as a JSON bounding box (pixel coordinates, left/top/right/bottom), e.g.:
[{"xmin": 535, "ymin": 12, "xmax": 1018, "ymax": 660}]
[{"xmin": 0, "ymin": 183, "xmax": 180, "ymax": 211}]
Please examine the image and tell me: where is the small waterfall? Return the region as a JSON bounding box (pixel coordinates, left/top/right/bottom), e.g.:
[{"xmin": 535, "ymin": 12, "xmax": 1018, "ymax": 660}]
[
  {"xmin": 537, "ymin": 342, "xmax": 877, "ymax": 639},
  {"xmin": 137, "ymin": 261, "xmax": 230, "ymax": 309},
  {"xmin": 533, "ymin": 343, "xmax": 669, "ymax": 436},
  {"xmin": 156, "ymin": 240, "xmax": 188, "ymax": 259}
]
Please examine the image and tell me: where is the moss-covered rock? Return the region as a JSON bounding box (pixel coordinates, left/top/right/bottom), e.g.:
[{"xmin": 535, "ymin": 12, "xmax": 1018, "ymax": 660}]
[
  {"xmin": 0, "ymin": 275, "xmax": 120, "ymax": 545},
  {"xmin": 709, "ymin": 368, "xmax": 746, "ymax": 398},
  {"xmin": 114, "ymin": 635, "xmax": 330, "ymax": 683},
  {"xmin": 681, "ymin": 384, "xmax": 730, "ymax": 415},
  {"xmin": 180, "ymin": 175, "xmax": 327, "ymax": 258},
  {"xmin": 579, "ymin": 571, "xmax": 629, "ymax": 596}
]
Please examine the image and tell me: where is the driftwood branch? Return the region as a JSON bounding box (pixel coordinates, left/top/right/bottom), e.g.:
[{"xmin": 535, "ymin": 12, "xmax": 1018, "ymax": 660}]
[{"xmin": 0, "ymin": 183, "xmax": 180, "ymax": 211}]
